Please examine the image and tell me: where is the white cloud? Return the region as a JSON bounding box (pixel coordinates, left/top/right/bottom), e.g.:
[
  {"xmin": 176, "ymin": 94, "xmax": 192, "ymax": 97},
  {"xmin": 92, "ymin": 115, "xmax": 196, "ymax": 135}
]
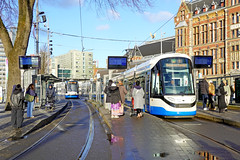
[
  {"xmin": 107, "ymin": 10, "xmax": 120, "ymax": 20},
  {"xmin": 96, "ymin": 24, "xmax": 110, "ymax": 30},
  {"xmin": 143, "ymin": 11, "xmax": 174, "ymax": 23}
]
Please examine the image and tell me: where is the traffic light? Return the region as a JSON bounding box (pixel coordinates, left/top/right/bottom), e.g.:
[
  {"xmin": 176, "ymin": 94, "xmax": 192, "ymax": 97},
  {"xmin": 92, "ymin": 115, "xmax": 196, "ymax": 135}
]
[{"xmin": 49, "ymin": 40, "xmax": 53, "ymax": 55}]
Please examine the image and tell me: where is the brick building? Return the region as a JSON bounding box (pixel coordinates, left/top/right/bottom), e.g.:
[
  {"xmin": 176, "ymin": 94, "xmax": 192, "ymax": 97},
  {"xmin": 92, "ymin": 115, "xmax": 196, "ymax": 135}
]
[{"xmin": 175, "ymin": 0, "xmax": 240, "ymax": 83}]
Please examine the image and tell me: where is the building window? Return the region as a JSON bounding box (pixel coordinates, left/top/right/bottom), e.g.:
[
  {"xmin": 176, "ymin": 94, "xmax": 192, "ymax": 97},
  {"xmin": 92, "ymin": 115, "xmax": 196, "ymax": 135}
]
[
  {"xmin": 214, "ymin": 22, "xmax": 217, "ymax": 42},
  {"xmin": 237, "ymin": 45, "xmax": 239, "ymax": 51},
  {"xmin": 201, "ymin": 25, "xmax": 208, "ymax": 44},
  {"xmin": 232, "ymin": 13, "xmax": 235, "ymax": 24},
  {"xmin": 237, "ymin": 12, "xmax": 239, "ymax": 23},
  {"xmin": 232, "ymin": 30, "xmax": 235, "ymax": 38},
  {"xmin": 178, "ymin": 29, "xmax": 183, "ymax": 47},
  {"xmin": 220, "ymin": 20, "xmax": 225, "ymax": 41},
  {"xmin": 220, "ymin": 48, "xmax": 224, "ymax": 58},
  {"xmin": 237, "ymin": 62, "xmax": 239, "ymax": 69},
  {"xmin": 221, "ymin": 63, "xmax": 224, "ymax": 74},
  {"xmin": 232, "ymin": 62, "xmax": 235, "ymax": 69},
  {"xmin": 215, "ymin": 64, "xmax": 217, "ymax": 75},
  {"xmin": 181, "ymin": 10, "xmax": 185, "ymax": 21},
  {"xmin": 232, "ymin": 46, "xmax": 235, "ymax": 51}
]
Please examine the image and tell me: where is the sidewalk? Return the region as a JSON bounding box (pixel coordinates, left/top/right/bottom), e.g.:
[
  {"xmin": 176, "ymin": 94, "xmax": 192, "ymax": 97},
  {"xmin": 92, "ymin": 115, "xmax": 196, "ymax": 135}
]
[
  {"xmin": 196, "ymin": 102, "xmax": 240, "ymax": 128},
  {"xmin": 0, "ymin": 100, "xmax": 68, "ymax": 151}
]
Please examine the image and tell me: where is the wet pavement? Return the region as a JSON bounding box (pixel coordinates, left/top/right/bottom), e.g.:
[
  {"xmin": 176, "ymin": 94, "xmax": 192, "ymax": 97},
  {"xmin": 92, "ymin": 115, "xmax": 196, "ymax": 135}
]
[{"xmin": 89, "ymin": 100, "xmax": 240, "ymax": 160}]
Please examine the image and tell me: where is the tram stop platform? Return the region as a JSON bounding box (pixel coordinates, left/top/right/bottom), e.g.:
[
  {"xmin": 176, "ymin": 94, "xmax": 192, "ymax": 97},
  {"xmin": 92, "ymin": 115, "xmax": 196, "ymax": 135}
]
[
  {"xmin": 0, "ymin": 99, "xmax": 68, "ymax": 151},
  {"xmin": 89, "ymin": 100, "xmax": 240, "ymax": 160}
]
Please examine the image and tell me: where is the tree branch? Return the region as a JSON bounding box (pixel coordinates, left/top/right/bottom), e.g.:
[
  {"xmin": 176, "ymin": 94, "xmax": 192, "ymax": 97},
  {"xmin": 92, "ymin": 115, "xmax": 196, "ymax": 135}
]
[{"xmin": 0, "ymin": 16, "xmax": 13, "ymax": 57}]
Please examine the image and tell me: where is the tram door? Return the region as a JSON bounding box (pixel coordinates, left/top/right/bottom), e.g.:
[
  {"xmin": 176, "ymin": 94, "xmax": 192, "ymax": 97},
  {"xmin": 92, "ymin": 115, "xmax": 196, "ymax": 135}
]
[{"xmin": 145, "ymin": 72, "xmax": 151, "ymax": 112}]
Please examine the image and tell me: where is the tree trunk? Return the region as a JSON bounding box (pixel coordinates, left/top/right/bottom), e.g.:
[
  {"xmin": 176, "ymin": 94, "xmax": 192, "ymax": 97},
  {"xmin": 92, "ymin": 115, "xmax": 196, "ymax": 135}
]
[{"xmin": 5, "ymin": 49, "xmax": 23, "ymax": 110}]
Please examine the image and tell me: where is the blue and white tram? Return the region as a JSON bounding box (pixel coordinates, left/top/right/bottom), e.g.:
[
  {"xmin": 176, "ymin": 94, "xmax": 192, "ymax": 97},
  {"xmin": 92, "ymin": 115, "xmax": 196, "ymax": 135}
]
[
  {"xmin": 113, "ymin": 53, "xmax": 196, "ymax": 118},
  {"xmin": 65, "ymin": 80, "xmax": 79, "ymax": 99}
]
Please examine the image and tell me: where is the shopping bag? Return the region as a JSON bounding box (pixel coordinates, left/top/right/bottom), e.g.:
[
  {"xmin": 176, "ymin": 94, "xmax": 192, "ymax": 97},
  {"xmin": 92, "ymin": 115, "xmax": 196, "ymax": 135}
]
[
  {"xmin": 25, "ymin": 94, "xmax": 34, "ymax": 102},
  {"xmin": 119, "ymin": 103, "xmax": 124, "ymax": 115}
]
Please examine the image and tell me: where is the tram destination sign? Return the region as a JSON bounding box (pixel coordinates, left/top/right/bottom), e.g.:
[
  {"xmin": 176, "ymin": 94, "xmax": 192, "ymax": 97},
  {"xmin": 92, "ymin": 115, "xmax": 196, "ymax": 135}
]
[
  {"xmin": 193, "ymin": 56, "xmax": 213, "ymax": 69},
  {"xmin": 108, "ymin": 56, "xmax": 127, "ymax": 69},
  {"xmin": 19, "ymin": 56, "xmax": 41, "ymax": 69}
]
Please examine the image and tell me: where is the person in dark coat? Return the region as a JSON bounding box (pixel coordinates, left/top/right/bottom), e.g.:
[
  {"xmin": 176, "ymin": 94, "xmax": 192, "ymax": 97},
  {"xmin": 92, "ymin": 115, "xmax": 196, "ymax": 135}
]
[
  {"xmin": 199, "ymin": 77, "xmax": 209, "ymax": 110},
  {"xmin": 218, "ymin": 82, "xmax": 227, "ymax": 113},
  {"xmin": 104, "ymin": 80, "xmax": 113, "ymax": 111},
  {"xmin": 10, "ymin": 84, "xmax": 25, "ymax": 129},
  {"xmin": 46, "ymin": 84, "xmax": 55, "ymax": 103},
  {"xmin": 109, "ymin": 83, "xmax": 121, "ymax": 118}
]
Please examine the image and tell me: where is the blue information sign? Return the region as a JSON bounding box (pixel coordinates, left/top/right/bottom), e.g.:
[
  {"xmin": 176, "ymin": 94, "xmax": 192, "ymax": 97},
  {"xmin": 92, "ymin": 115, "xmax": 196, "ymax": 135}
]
[
  {"xmin": 193, "ymin": 56, "xmax": 213, "ymax": 68},
  {"xmin": 19, "ymin": 56, "xmax": 41, "ymax": 69},
  {"xmin": 108, "ymin": 56, "xmax": 127, "ymax": 69}
]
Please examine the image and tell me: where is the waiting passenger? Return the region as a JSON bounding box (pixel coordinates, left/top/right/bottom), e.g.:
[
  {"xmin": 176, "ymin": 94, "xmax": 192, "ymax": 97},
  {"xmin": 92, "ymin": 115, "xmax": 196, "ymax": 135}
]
[{"xmin": 132, "ymin": 80, "xmax": 144, "ymax": 118}]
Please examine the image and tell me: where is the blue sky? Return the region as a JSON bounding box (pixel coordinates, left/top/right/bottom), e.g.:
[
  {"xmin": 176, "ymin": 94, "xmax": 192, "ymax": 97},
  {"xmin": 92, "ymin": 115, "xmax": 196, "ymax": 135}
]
[{"xmin": 27, "ymin": 0, "xmax": 181, "ymax": 68}]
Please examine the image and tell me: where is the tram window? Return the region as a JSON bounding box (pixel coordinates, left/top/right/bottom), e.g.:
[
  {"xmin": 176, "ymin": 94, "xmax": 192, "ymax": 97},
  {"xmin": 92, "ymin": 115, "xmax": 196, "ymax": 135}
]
[{"xmin": 151, "ymin": 66, "xmax": 163, "ymax": 97}]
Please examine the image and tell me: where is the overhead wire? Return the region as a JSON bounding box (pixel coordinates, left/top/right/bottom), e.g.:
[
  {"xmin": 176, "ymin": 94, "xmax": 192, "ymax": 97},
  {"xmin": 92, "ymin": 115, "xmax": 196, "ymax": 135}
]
[{"xmin": 139, "ymin": 12, "xmax": 177, "ymax": 46}]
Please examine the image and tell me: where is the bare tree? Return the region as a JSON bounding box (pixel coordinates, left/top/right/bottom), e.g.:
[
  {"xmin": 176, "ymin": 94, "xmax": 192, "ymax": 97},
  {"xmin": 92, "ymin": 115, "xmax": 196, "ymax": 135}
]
[
  {"xmin": 0, "ymin": 0, "xmax": 151, "ymax": 110},
  {"xmin": 0, "ymin": 0, "xmax": 35, "ymax": 110},
  {"xmin": 39, "ymin": 45, "xmax": 48, "ymax": 75}
]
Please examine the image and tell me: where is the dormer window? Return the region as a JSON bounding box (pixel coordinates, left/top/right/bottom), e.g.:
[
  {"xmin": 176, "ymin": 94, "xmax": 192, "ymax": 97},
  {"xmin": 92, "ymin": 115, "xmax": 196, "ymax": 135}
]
[
  {"xmin": 211, "ymin": 1, "xmax": 218, "ymax": 10},
  {"xmin": 195, "ymin": 7, "xmax": 200, "ymax": 14},
  {"xmin": 180, "ymin": 10, "xmax": 185, "ymax": 21},
  {"xmin": 220, "ymin": 0, "xmax": 225, "ymax": 7},
  {"xmin": 203, "ymin": 3, "xmax": 208, "ymax": 12}
]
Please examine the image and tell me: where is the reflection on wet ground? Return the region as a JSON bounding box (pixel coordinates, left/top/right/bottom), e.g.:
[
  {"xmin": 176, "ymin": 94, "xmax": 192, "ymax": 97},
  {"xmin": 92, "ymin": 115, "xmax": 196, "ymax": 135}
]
[
  {"xmin": 195, "ymin": 151, "xmax": 219, "ymax": 160},
  {"xmin": 153, "ymin": 152, "xmax": 169, "ymax": 157},
  {"xmin": 110, "ymin": 134, "xmax": 123, "ymax": 144}
]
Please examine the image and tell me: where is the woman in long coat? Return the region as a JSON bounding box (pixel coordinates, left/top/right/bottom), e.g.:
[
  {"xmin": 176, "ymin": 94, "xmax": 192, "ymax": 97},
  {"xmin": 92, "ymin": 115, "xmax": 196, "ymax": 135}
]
[
  {"xmin": 218, "ymin": 82, "xmax": 227, "ymax": 113},
  {"xmin": 118, "ymin": 80, "xmax": 128, "ymax": 115},
  {"xmin": 132, "ymin": 80, "xmax": 144, "ymax": 118}
]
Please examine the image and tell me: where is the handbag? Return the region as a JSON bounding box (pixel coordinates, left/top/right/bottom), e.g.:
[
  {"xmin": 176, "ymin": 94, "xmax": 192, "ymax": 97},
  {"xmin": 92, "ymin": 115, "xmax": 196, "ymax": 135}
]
[{"xmin": 25, "ymin": 93, "xmax": 34, "ymax": 102}]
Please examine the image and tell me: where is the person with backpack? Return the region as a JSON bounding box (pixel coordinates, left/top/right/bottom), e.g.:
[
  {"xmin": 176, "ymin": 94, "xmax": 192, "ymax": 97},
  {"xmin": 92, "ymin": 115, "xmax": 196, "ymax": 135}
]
[{"xmin": 10, "ymin": 84, "xmax": 25, "ymax": 129}]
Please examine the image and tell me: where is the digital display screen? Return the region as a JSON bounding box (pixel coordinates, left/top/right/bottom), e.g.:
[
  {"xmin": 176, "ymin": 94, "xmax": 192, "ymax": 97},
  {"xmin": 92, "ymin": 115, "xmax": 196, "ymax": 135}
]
[
  {"xmin": 194, "ymin": 56, "xmax": 213, "ymax": 68},
  {"xmin": 19, "ymin": 56, "xmax": 41, "ymax": 69},
  {"xmin": 108, "ymin": 56, "xmax": 127, "ymax": 69}
]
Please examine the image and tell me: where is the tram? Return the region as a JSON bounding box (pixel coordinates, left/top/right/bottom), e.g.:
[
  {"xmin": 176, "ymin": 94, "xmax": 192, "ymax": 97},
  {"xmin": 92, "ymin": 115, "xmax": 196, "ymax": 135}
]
[
  {"xmin": 112, "ymin": 53, "xmax": 196, "ymax": 118},
  {"xmin": 65, "ymin": 80, "xmax": 79, "ymax": 99}
]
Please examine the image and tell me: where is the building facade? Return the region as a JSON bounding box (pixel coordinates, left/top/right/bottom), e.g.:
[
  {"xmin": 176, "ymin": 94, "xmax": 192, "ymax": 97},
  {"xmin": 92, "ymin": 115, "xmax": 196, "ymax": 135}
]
[
  {"xmin": 175, "ymin": 0, "xmax": 240, "ymax": 82},
  {"xmin": 54, "ymin": 50, "xmax": 93, "ymax": 80},
  {"xmin": 0, "ymin": 27, "xmax": 17, "ymax": 93}
]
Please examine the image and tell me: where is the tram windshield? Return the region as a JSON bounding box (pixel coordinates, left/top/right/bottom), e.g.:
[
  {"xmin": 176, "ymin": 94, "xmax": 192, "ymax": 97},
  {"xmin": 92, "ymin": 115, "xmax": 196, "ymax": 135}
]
[
  {"xmin": 66, "ymin": 81, "xmax": 78, "ymax": 92},
  {"xmin": 151, "ymin": 57, "xmax": 195, "ymax": 96}
]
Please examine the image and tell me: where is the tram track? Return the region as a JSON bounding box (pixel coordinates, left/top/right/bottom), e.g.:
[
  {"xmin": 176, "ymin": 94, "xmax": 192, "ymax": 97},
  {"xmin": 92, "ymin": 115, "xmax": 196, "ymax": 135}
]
[
  {"xmin": 9, "ymin": 99, "xmax": 94, "ymax": 160},
  {"xmin": 163, "ymin": 118, "xmax": 240, "ymax": 156}
]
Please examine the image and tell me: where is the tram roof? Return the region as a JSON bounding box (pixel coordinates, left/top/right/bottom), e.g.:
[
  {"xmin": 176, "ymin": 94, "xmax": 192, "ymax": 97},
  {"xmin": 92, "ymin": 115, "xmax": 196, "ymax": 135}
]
[{"xmin": 122, "ymin": 53, "xmax": 191, "ymax": 79}]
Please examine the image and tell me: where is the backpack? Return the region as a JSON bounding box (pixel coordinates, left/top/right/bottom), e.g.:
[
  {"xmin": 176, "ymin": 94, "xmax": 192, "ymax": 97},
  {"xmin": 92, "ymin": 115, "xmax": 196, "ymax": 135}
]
[{"xmin": 10, "ymin": 93, "xmax": 22, "ymax": 109}]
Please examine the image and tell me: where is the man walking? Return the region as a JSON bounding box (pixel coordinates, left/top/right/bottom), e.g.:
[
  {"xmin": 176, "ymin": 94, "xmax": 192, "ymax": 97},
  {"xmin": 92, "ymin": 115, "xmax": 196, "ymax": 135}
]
[{"xmin": 199, "ymin": 77, "xmax": 209, "ymax": 110}]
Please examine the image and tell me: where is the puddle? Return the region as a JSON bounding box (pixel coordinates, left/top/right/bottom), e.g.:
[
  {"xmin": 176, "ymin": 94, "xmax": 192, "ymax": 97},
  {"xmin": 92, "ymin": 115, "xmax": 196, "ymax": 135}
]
[
  {"xmin": 195, "ymin": 151, "xmax": 219, "ymax": 160},
  {"xmin": 107, "ymin": 134, "xmax": 123, "ymax": 144},
  {"xmin": 153, "ymin": 152, "xmax": 169, "ymax": 157}
]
